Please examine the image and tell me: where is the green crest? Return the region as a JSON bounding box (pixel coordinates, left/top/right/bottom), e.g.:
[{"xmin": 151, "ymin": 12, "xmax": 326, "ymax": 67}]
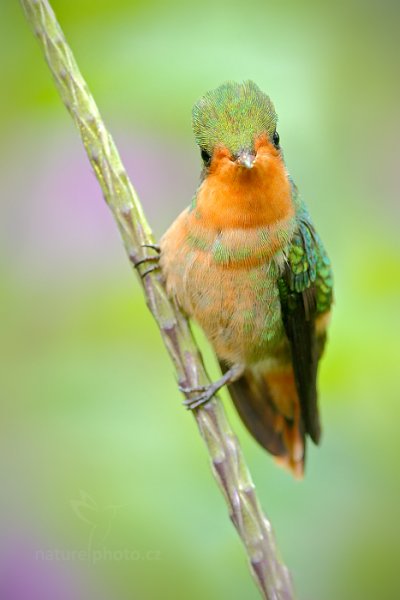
[{"xmin": 192, "ymin": 80, "xmax": 277, "ymax": 155}]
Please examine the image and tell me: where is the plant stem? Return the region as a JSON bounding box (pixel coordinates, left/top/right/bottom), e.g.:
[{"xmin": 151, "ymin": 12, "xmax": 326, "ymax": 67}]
[{"xmin": 20, "ymin": 2, "xmax": 295, "ymax": 598}]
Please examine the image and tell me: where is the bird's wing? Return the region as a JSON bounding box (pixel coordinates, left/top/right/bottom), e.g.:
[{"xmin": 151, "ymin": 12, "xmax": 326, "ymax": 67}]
[{"xmin": 278, "ymin": 212, "xmax": 333, "ymax": 443}]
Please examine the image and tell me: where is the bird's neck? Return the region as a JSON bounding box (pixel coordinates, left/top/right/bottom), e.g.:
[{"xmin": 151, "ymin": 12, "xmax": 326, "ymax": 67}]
[{"xmin": 194, "ymin": 159, "xmax": 294, "ymax": 230}]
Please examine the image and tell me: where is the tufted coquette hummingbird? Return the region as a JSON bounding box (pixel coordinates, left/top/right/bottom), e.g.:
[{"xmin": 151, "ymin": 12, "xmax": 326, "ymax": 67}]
[{"xmin": 155, "ymin": 81, "xmax": 333, "ymax": 477}]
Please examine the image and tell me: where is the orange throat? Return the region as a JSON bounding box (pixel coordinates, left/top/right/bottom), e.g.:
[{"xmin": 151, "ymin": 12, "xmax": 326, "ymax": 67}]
[{"xmin": 195, "ymin": 136, "xmax": 294, "ymax": 230}]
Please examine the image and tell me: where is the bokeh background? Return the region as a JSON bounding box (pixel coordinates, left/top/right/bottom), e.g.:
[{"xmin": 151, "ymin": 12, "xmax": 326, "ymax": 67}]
[{"xmin": 1, "ymin": 1, "xmax": 399, "ymax": 599}]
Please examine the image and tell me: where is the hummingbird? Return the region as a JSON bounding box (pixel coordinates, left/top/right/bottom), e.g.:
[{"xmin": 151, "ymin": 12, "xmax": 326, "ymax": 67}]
[{"xmin": 158, "ymin": 81, "xmax": 333, "ymax": 477}]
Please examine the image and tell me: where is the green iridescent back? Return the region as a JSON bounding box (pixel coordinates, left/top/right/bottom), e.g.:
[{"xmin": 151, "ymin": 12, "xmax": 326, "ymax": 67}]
[{"xmin": 286, "ymin": 182, "xmax": 333, "ymax": 314}]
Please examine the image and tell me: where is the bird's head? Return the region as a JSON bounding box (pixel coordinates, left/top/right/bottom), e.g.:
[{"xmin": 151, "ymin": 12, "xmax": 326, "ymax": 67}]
[{"xmin": 192, "ymin": 80, "xmax": 282, "ymax": 179}]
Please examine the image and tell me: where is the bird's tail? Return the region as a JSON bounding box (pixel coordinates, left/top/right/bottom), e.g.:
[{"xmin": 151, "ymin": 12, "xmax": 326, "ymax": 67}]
[{"xmin": 221, "ymin": 361, "xmax": 308, "ymax": 478}]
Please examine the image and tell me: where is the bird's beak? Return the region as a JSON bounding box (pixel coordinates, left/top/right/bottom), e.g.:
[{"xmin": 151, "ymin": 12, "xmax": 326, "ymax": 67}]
[{"xmin": 236, "ymin": 150, "xmax": 256, "ymax": 169}]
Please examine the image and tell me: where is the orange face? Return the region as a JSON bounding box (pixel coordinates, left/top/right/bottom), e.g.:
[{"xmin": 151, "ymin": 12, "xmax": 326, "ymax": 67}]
[{"xmin": 195, "ymin": 133, "xmax": 294, "ymax": 230}]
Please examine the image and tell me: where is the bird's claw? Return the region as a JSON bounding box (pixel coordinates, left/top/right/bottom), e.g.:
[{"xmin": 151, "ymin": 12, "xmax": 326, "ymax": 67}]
[
  {"xmin": 131, "ymin": 246, "xmax": 161, "ymax": 279},
  {"xmin": 182, "ymin": 387, "xmax": 217, "ymax": 410},
  {"xmin": 180, "ymin": 366, "xmax": 244, "ymax": 411},
  {"xmin": 142, "ymin": 243, "xmax": 161, "ymax": 253},
  {"xmin": 179, "ymin": 383, "xmax": 208, "ymax": 394}
]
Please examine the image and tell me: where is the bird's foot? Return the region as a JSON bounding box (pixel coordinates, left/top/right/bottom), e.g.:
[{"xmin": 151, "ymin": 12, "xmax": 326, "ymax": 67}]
[
  {"xmin": 180, "ymin": 365, "xmax": 243, "ymax": 410},
  {"xmin": 131, "ymin": 244, "xmax": 161, "ymax": 278}
]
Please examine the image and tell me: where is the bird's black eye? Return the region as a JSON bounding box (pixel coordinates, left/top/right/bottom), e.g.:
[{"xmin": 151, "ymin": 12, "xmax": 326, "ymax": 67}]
[
  {"xmin": 200, "ymin": 148, "xmax": 211, "ymax": 165},
  {"xmin": 272, "ymin": 130, "xmax": 280, "ymax": 148}
]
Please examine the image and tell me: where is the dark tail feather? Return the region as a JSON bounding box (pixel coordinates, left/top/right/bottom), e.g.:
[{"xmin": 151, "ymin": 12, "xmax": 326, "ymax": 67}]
[{"xmin": 220, "ymin": 361, "xmax": 306, "ymax": 478}]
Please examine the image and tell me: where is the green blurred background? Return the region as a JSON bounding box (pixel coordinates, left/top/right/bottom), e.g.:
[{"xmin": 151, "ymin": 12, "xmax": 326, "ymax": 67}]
[{"xmin": 1, "ymin": 1, "xmax": 399, "ymax": 599}]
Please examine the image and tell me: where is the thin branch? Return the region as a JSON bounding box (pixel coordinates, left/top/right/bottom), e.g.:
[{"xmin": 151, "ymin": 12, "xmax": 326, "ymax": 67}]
[{"xmin": 19, "ymin": 2, "xmax": 295, "ymax": 598}]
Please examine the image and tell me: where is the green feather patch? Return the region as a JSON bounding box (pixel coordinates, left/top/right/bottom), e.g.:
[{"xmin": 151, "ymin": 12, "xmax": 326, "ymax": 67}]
[{"xmin": 192, "ymin": 80, "xmax": 277, "ymax": 155}]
